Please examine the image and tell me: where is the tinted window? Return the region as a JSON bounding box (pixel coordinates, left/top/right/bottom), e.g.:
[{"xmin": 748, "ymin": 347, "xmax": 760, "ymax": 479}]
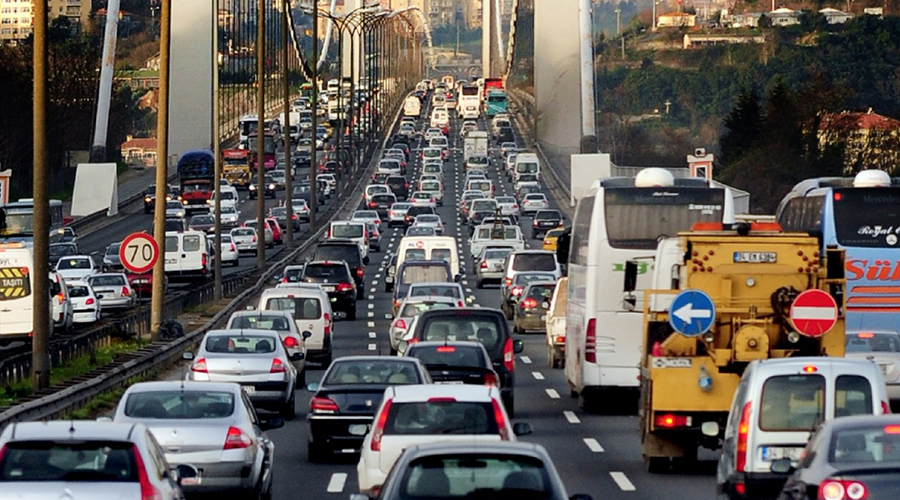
[
  {"xmin": 833, "ymin": 188, "xmax": 900, "ymax": 247},
  {"xmin": 124, "ymin": 390, "xmax": 235, "ymax": 419},
  {"xmin": 314, "ymin": 245, "xmax": 361, "ymax": 266},
  {"xmin": 759, "ymin": 375, "xmax": 825, "ymax": 431},
  {"xmin": 384, "ymin": 401, "xmax": 498, "ymax": 435},
  {"xmin": 0, "ymin": 441, "xmax": 137, "ymax": 482},
  {"xmin": 421, "ymin": 317, "xmax": 502, "ymax": 352},
  {"xmin": 57, "ymin": 258, "xmax": 91, "ymax": 270},
  {"xmin": 265, "ymin": 297, "xmax": 321, "ymax": 319},
  {"xmin": 605, "ymin": 188, "xmax": 725, "ymax": 250},
  {"xmin": 409, "ymin": 285, "xmax": 460, "ymax": 298},
  {"xmin": 304, "ymin": 264, "xmax": 349, "ymax": 281},
  {"xmin": 400, "ymin": 455, "xmax": 550, "ymax": 499},
  {"xmin": 512, "ymin": 254, "xmax": 557, "ymax": 272},
  {"xmin": 205, "ymin": 334, "xmax": 277, "ymax": 353},
  {"xmin": 846, "ymin": 332, "xmax": 900, "ymax": 353},
  {"xmin": 408, "ymin": 345, "xmax": 489, "ymax": 369},
  {"xmin": 325, "ymin": 361, "xmax": 420, "ymax": 385},
  {"xmin": 534, "ymin": 211, "xmax": 561, "ymax": 221},
  {"xmin": 835, "ymin": 375, "xmax": 874, "ymax": 418}
]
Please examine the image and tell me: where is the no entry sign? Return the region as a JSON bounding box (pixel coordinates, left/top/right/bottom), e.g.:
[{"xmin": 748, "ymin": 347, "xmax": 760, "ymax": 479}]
[{"xmin": 790, "ymin": 289, "xmax": 838, "ymax": 337}]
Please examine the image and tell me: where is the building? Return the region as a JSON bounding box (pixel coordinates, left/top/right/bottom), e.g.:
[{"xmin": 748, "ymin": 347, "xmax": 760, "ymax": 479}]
[
  {"xmin": 818, "ymin": 110, "xmax": 900, "ymax": 174},
  {"xmin": 116, "ymin": 68, "xmax": 160, "ymax": 91},
  {"xmin": 767, "ymin": 7, "xmax": 800, "ymax": 26},
  {"xmin": 427, "ymin": 0, "xmax": 458, "ymax": 29},
  {"xmin": 656, "ymin": 12, "xmax": 696, "ymax": 28},
  {"xmin": 1, "ymin": 0, "xmax": 90, "ymax": 42},
  {"xmin": 683, "ymin": 34, "xmax": 764, "ymax": 49},
  {"xmin": 723, "ymin": 11, "xmax": 764, "ymax": 28},
  {"xmin": 121, "ymin": 137, "xmax": 158, "ymax": 166},
  {"xmin": 818, "ymin": 7, "xmax": 853, "ymax": 24}
]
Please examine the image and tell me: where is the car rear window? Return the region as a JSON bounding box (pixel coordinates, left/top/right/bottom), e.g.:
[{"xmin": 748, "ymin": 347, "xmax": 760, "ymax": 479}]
[
  {"xmin": 332, "ymin": 224, "xmax": 364, "ymax": 239},
  {"xmin": 400, "ymin": 455, "xmax": 550, "ymax": 499},
  {"xmin": 265, "ymin": 297, "xmax": 321, "ymax": 319},
  {"xmin": 400, "ymin": 301, "xmax": 455, "ymax": 317},
  {"xmin": 0, "ymin": 441, "xmax": 138, "ymax": 482},
  {"xmin": 388, "ymin": 178, "xmax": 407, "ymax": 187},
  {"xmin": 183, "ymin": 235, "xmax": 201, "ymax": 252},
  {"xmin": 230, "ymin": 314, "xmax": 293, "ymax": 331},
  {"xmin": 525, "ymin": 284, "xmax": 556, "ymax": 300},
  {"xmin": 314, "ymin": 245, "xmax": 361, "ymax": 266},
  {"xmin": 67, "ymin": 285, "xmax": 90, "ymax": 298},
  {"xmin": 165, "ymin": 236, "xmax": 179, "ymax": 252},
  {"xmin": 830, "ymin": 425, "xmax": 900, "ymax": 463},
  {"xmin": 408, "ymin": 207, "xmax": 435, "ymax": 217},
  {"xmin": 431, "ymin": 249, "xmax": 452, "ymax": 263},
  {"xmin": 205, "ymin": 334, "xmax": 277, "ymax": 354},
  {"xmin": 401, "ymin": 265, "xmax": 450, "ymax": 284},
  {"xmin": 124, "ymin": 390, "xmax": 235, "ymax": 419},
  {"xmin": 534, "ymin": 211, "xmax": 561, "ymax": 221},
  {"xmin": 835, "ymin": 375, "xmax": 874, "ymax": 418},
  {"xmin": 421, "ymin": 317, "xmax": 502, "ymax": 352},
  {"xmin": 325, "ymin": 360, "xmax": 420, "ymax": 385},
  {"xmin": 384, "ymin": 401, "xmax": 498, "ymax": 435},
  {"xmin": 409, "ymin": 285, "xmax": 460, "ymax": 298},
  {"xmin": 512, "ymin": 254, "xmax": 557, "ymax": 272},
  {"xmin": 304, "ymin": 264, "xmax": 350, "ymax": 281},
  {"xmin": 846, "ymin": 332, "xmax": 900, "ymax": 353},
  {"xmin": 89, "ymin": 276, "xmax": 126, "ymax": 287},
  {"xmin": 759, "ymin": 375, "xmax": 825, "ymax": 431},
  {"xmin": 407, "ymin": 344, "xmax": 489, "ymax": 369}
]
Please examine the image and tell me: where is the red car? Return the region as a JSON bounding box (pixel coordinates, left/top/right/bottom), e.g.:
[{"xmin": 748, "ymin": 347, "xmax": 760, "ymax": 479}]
[
  {"xmin": 126, "ymin": 271, "xmax": 166, "ymax": 298},
  {"xmin": 266, "ymin": 217, "xmax": 283, "ymax": 245}
]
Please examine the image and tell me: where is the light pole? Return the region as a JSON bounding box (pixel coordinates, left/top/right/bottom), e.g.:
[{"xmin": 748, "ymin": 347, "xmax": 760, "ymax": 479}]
[{"xmin": 615, "ymin": 8, "xmax": 621, "ymax": 35}]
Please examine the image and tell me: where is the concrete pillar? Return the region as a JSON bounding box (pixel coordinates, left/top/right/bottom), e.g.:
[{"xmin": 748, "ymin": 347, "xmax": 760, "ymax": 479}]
[
  {"xmin": 169, "ymin": 0, "xmax": 214, "ymax": 157},
  {"xmin": 482, "ymin": 0, "xmax": 492, "ymax": 77},
  {"xmin": 534, "ymin": 0, "xmax": 581, "ymax": 158}
]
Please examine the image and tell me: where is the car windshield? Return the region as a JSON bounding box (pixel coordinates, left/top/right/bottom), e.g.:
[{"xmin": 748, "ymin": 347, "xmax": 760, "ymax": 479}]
[
  {"xmin": 230, "ymin": 314, "xmax": 292, "ymax": 331},
  {"xmin": 383, "ymin": 401, "xmax": 498, "ymax": 436},
  {"xmin": 846, "ymin": 332, "xmax": 900, "ymax": 353},
  {"xmin": 325, "ymin": 360, "xmax": 420, "ymax": 385},
  {"xmin": 408, "ymin": 344, "xmax": 488, "ymax": 369},
  {"xmin": 399, "ymin": 455, "xmax": 551, "ymax": 499},
  {"xmin": 57, "ymin": 258, "xmax": 90, "ymax": 270},
  {"xmin": 123, "ymin": 390, "xmax": 235, "ymax": 419},
  {"xmin": 400, "ymin": 301, "xmax": 455, "ymax": 317},
  {"xmin": 0, "ymin": 441, "xmax": 138, "ymax": 482},
  {"xmin": 205, "ymin": 334, "xmax": 277, "ymax": 354}
]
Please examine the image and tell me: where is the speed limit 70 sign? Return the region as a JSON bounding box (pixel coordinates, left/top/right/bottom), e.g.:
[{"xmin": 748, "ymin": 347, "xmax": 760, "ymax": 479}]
[{"xmin": 119, "ymin": 232, "xmax": 160, "ymax": 274}]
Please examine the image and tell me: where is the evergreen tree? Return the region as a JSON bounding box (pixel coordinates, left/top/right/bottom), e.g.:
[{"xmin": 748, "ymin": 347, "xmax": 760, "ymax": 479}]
[{"xmin": 719, "ymin": 87, "xmax": 762, "ymax": 168}]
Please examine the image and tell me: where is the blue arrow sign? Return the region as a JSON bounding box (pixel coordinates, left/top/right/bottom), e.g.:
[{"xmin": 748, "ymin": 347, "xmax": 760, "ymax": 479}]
[{"xmin": 668, "ymin": 289, "xmax": 716, "ymax": 337}]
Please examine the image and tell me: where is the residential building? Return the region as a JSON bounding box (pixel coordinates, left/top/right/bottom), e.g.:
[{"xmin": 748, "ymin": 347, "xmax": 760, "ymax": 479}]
[
  {"xmin": 767, "ymin": 7, "xmax": 800, "ymax": 26},
  {"xmin": 683, "ymin": 34, "xmax": 764, "ymax": 49},
  {"xmin": 427, "ymin": 0, "xmax": 458, "ymax": 29},
  {"xmin": 818, "ymin": 110, "xmax": 900, "ymax": 174},
  {"xmin": 819, "ymin": 7, "xmax": 853, "ymax": 24},
  {"xmin": 121, "ymin": 137, "xmax": 158, "ymax": 166},
  {"xmin": 1, "ymin": 0, "xmax": 90, "ymax": 42},
  {"xmin": 656, "ymin": 12, "xmax": 696, "ymax": 28}
]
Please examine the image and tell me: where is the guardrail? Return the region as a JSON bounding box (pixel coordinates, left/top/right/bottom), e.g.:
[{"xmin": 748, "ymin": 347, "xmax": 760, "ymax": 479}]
[{"xmin": 0, "ymin": 90, "xmax": 410, "ymax": 427}]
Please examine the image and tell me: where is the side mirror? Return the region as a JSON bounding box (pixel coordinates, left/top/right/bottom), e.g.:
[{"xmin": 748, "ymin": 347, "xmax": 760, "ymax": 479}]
[
  {"xmin": 302, "ymin": 330, "xmax": 313, "ymax": 339},
  {"xmin": 261, "ymin": 417, "xmax": 285, "ymax": 431},
  {"xmin": 398, "ymin": 340, "xmax": 409, "ymax": 354},
  {"xmin": 701, "ymin": 421, "xmax": 720, "ymax": 437},
  {"xmin": 770, "ymin": 458, "xmax": 794, "ymax": 475},
  {"xmin": 513, "ymin": 339, "xmax": 524, "ymax": 354},
  {"xmin": 290, "ymin": 352, "xmax": 305, "ymax": 362},
  {"xmin": 512, "ymin": 422, "xmax": 532, "ymax": 436},
  {"xmin": 173, "ymin": 464, "xmax": 199, "ymax": 487},
  {"xmin": 363, "ymin": 256, "xmax": 370, "ymax": 265},
  {"xmin": 306, "ymin": 382, "xmax": 320, "ymax": 392},
  {"xmin": 182, "ymin": 352, "xmax": 195, "ymax": 361}
]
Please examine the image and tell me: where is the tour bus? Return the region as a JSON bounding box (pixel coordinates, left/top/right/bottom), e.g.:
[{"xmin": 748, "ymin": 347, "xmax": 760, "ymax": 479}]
[
  {"xmin": 776, "ymin": 169, "xmax": 900, "ymax": 333},
  {"xmin": 239, "ymin": 114, "xmax": 259, "ymax": 144},
  {"xmin": 0, "ymin": 198, "xmax": 65, "ymax": 245},
  {"xmin": 458, "ymin": 85, "xmax": 480, "ymax": 119},
  {"xmin": 565, "ymin": 168, "xmax": 734, "ymax": 409}
]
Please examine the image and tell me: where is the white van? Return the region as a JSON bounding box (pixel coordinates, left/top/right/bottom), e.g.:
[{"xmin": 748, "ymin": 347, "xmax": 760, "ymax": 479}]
[
  {"xmin": 328, "ymin": 221, "xmax": 369, "ymax": 260},
  {"xmin": 403, "ymin": 95, "xmax": 421, "ymax": 117},
  {"xmin": 513, "ymin": 153, "xmax": 541, "ymax": 182},
  {"xmin": 0, "ymin": 242, "xmax": 47, "ymax": 341},
  {"xmin": 258, "ymin": 285, "xmax": 333, "ymax": 364},
  {"xmin": 394, "ymin": 236, "xmax": 460, "ymax": 283},
  {"xmin": 209, "ymin": 186, "xmax": 239, "ymax": 208},
  {"xmin": 164, "ymin": 230, "xmax": 213, "ymax": 280},
  {"xmin": 430, "ymin": 108, "xmax": 449, "ymax": 131},
  {"xmin": 716, "ymin": 357, "xmax": 889, "ymax": 500}
]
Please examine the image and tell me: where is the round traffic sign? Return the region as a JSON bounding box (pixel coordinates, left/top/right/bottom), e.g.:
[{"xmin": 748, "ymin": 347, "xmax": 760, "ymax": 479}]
[
  {"xmin": 790, "ymin": 289, "xmax": 838, "ymax": 337},
  {"xmin": 415, "ymin": 240, "xmax": 425, "ymax": 249},
  {"xmin": 119, "ymin": 232, "xmax": 160, "ymax": 274},
  {"xmin": 668, "ymin": 289, "xmax": 716, "ymax": 337}
]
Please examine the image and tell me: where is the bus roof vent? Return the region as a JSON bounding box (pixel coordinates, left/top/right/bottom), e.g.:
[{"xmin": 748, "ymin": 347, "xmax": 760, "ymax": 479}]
[
  {"xmin": 634, "ymin": 168, "xmax": 675, "ymax": 188},
  {"xmin": 853, "ymin": 169, "xmax": 891, "ymax": 188}
]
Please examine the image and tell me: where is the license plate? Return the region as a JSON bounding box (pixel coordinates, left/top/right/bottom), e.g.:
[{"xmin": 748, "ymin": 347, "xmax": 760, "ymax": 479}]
[
  {"xmin": 762, "ymin": 446, "xmax": 804, "ymax": 462},
  {"xmin": 323, "ymin": 286, "xmax": 335, "ymax": 292},
  {"xmin": 733, "ymin": 252, "xmax": 777, "ymax": 264},
  {"xmin": 241, "ymin": 385, "xmax": 256, "ymax": 395},
  {"xmin": 435, "ymin": 381, "xmax": 464, "ymax": 385},
  {"xmin": 165, "ymin": 259, "xmax": 177, "ymax": 265}
]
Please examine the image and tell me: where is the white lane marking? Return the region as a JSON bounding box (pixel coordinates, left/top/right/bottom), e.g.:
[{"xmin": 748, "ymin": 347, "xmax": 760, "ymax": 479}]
[
  {"xmin": 368, "ymin": 343, "xmax": 377, "ymax": 351},
  {"xmin": 367, "ymin": 321, "xmax": 375, "ymax": 327},
  {"xmin": 520, "ymin": 356, "xmax": 532, "ymax": 364},
  {"xmin": 370, "ymin": 287, "xmax": 376, "ymax": 293},
  {"xmin": 465, "ymin": 287, "xmax": 472, "ymax": 293},
  {"xmin": 385, "ymin": 314, "xmax": 392, "ymax": 319},
  {"xmin": 371, "ymin": 281, "xmax": 379, "ymax": 286},
  {"xmin": 532, "ymin": 371, "xmax": 545, "ymax": 380},
  {"xmin": 374, "ymin": 273, "xmax": 381, "ymax": 279},
  {"xmin": 610, "ymin": 472, "xmax": 636, "ymax": 491},
  {"xmin": 583, "ymin": 438, "xmax": 605, "ymax": 453},
  {"xmin": 563, "ymin": 411, "xmax": 580, "ymax": 424},
  {"xmin": 326, "ymin": 473, "xmax": 347, "ymax": 493},
  {"xmin": 369, "ymin": 331, "xmax": 377, "ymax": 338},
  {"xmin": 546, "ymin": 389, "xmax": 560, "ymax": 399},
  {"xmin": 368, "ymin": 295, "xmax": 375, "ymax": 300},
  {"xmin": 367, "ymin": 303, "xmax": 374, "ymax": 309},
  {"xmin": 368, "ymin": 312, "xmax": 374, "ymax": 318}
]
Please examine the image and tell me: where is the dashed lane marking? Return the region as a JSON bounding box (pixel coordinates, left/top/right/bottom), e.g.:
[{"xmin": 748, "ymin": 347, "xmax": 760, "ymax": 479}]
[
  {"xmin": 369, "ymin": 331, "xmax": 377, "ymax": 338},
  {"xmin": 368, "ymin": 295, "xmax": 374, "ymax": 300},
  {"xmin": 326, "ymin": 473, "xmax": 347, "ymax": 493},
  {"xmin": 520, "ymin": 356, "xmax": 532, "ymax": 364},
  {"xmin": 368, "ymin": 343, "xmax": 377, "ymax": 351},
  {"xmin": 546, "ymin": 389, "xmax": 560, "ymax": 399},
  {"xmin": 385, "ymin": 314, "xmax": 392, "ymax": 319},
  {"xmin": 367, "ymin": 312, "xmax": 374, "ymax": 318},
  {"xmin": 563, "ymin": 411, "xmax": 580, "ymax": 424},
  {"xmin": 532, "ymin": 371, "xmax": 544, "ymax": 380},
  {"xmin": 367, "ymin": 321, "xmax": 375, "ymax": 327},
  {"xmin": 584, "ymin": 438, "xmax": 604, "ymax": 452},
  {"xmin": 610, "ymin": 472, "xmax": 636, "ymax": 491},
  {"xmin": 367, "ymin": 303, "xmax": 374, "ymax": 309}
]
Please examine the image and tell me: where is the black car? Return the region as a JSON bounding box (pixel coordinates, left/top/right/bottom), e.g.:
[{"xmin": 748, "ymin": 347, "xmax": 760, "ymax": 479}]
[
  {"xmin": 368, "ymin": 193, "xmax": 397, "ymax": 217},
  {"xmin": 496, "ymin": 126, "xmax": 515, "ymax": 144},
  {"xmin": 249, "ymin": 175, "xmax": 277, "ymax": 199},
  {"xmin": 404, "ymin": 205, "xmax": 435, "ymax": 226},
  {"xmin": 405, "ymin": 308, "xmax": 524, "ymax": 416},
  {"xmin": 270, "ymin": 206, "xmax": 300, "ymax": 232},
  {"xmin": 531, "ymin": 210, "xmax": 564, "ymax": 239},
  {"xmin": 48, "ymin": 242, "xmax": 78, "ymax": 267},
  {"xmin": 775, "ymin": 415, "xmax": 900, "ymax": 500},
  {"xmin": 385, "ymin": 175, "xmax": 410, "ymax": 201},
  {"xmin": 306, "ymin": 356, "xmax": 431, "ymax": 461},
  {"xmin": 311, "ymin": 241, "xmax": 366, "ymax": 298},
  {"xmin": 102, "ymin": 242, "xmax": 124, "ymax": 272},
  {"xmin": 142, "ymin": 184, "xmax": 174, "ymax": 214},
  {"xmin": 300, "ymin": 260, "xmax": 357, "ymax": 320},
  {"xmin": 405, "ymin": 341, "xmax": 500, "ymax": 386}
]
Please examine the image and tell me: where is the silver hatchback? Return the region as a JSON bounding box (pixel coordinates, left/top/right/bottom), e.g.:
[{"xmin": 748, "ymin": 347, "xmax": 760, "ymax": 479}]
[{"xmin": 475, "ymin": 246, "xmax": 516, "ymax": 288}]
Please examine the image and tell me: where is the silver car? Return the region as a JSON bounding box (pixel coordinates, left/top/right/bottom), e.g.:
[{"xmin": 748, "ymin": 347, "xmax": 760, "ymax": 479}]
[
  {"xmin": 185, "ymin": 329, "xmax": 301, "ymax": 419},
  {"xmin": 846, "ymin": 330, "xmax": 900, "ymax": 406},
  {"xmin": 227, "ymin": 310, "xmax": 310, "ymax": 379},
  {"xmin": 86, "ymin": 273, "xmax": 136, "ymax": 310},
  {"xmin": 389, "ymin": 296, "xmax": 459, "ymax": 354},
  {"xmin": 230, "ymin": 227, "xmax": 258, "ymax": 252},
  {"xmin": 495, "ymin": 196, "xmax": 521, "ymax": 217},
  {"xmin": 217, "ymin": 204, "xmax": 241, "ymax": 227},
  {"xmin": 412, "ymin": 214, "xmax": 444, "ymax": 235},
  {"xmin": 388, "ymin": 202, "xmax": 412, "ymax": 227},
  {"xmin": 113, "ymin": 381, "xmax": 282, "ymax": 497},
  {"xmin": 0, "ymin": 420, "xmax": 187, "ymax": 500},
  {"xmin": 475, "ymin": 246, "xmax": 516, "ymax": 288}
]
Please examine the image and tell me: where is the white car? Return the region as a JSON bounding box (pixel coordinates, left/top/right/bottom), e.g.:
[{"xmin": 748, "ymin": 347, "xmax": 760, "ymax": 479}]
[
  {"xmin": 495, "ymin": 196, "xmax": 521, "ymax": 216},
  {"xmin": 231, "ymin": 227, "xmax": 259, "ymax": 252},
  {"xmin": 49, "ymin": 272, "xmax": 74, "ymax": 332},
  {"xmin": 376, "ymin": 159, "xmax": 402, "ymax": 175},
  {"xmin": 292, "ymin": 199, "xmax": 311, "ymax": 222},
  {"xmin": 356, "ymin": 384, "xmax": 528, "ymax": 496},
  {"xmin": 408, "ymin": 191, "xmax": 436, "ymax": 207},
  {"xmin": 216, "ymin": 204, "xmax": 241, "ymax": 227},
  {"xmin": 424, "ymin": 128, "xmax": 444, "ymax": 141},
  {"xmin": 520, "ymin": 193, "xmax": 549, "ymax": 215},
  {"xmin": 55, "ymin": 255, "xmax": 98, "ymax": 282},
  {"xmin": 219, "ymin": 234, "xmax": 240, "ymax": 266},
  {"xmin": 66, "ymin": 280, "xmax": 102, "ymax": 323},
  {"xmin": 412, "ymin": 214, "xmax": 444, "ymax": 235},
  {"xmin": 845, "ymin": 330, "xmax": 900, "ymax": 403},
  {"xmin": 319, "ymin": 173, "xmax": 337, "ymax": 189},
  {"xmin": 365, "ymin": 184, "xmax": 391, "ymax": 204},
  {"xmin": 165, "ymin": 200, "xmax": 185, "ymax": 219},
  {"xmin": 352, "ymin": 210, "xmax": 382, "ymax": 228}
]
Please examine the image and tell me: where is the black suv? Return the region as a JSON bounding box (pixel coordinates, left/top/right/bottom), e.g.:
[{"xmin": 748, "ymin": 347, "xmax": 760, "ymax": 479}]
[
  {"xmin": 311, "ymin": 240, "xmax": 366, "ymax": 298},
  {"xmin": 386, "ymin": 175, "xmax": 410, "ymax": 201},
  {"xmin": 143, "ymin": 184, "xmax": 174, "ymax": 214},
  {"xmin": 406, "ymin": 308, "xmax": 523, "ymax": 416},
  {"xmin": 531, "ymin": 209, "xmax": 564, "ymax": 239},
  {"xmin": 300, "ymin": 260, "xmax": 357, "ymax": 320},
  {"xmin": 249, "ymin": 175, "xmax": 277, "ymax": 199}
]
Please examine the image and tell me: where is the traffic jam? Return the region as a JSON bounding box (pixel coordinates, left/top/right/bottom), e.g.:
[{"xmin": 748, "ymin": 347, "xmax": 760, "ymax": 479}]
[{"xmin": 2, "ymin": 74, "xmax": 900, "ymax": 500}]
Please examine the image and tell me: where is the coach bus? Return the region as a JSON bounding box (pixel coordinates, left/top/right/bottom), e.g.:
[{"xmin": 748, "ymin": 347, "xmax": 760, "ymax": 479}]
[{"xmin": 0, "ymin": 198, "xmax": 65, "ymax": 244}]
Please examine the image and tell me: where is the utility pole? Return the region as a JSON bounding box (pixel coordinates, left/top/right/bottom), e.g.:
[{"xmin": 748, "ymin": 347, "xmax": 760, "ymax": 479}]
[
  {"xmin": 309, "ymin": 7, "xmax": 318, "ymax": 225},
  {"xmin": 150, "ymin": 0, "xmax": 172, "ymax": 341},
  {"xmin": 32, "ymin": 0, "xmax": 50, "ymax": 391},
  {"xmin": 283, "ymin": 0, "xmax": 293, "ymax": 244},
  {"xmin": 212, "ymin": 0, "xmax": 222, "ymax": 300},
  {"xmin": 256, "ymin": 0, "xmax": 266, "ymax": 269}
]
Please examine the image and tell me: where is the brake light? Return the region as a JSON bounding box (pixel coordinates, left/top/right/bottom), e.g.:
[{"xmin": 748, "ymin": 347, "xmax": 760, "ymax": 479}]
[
  {"xmin": 371, "ymin": 398, "xmax": 393, "ymax": 451},
  {"xmin": 336, "ymin": 282, "xmax": 354, "ymax": 292},
  {"xmin": 311, "ymin": 396, "xmax": 339, "ymax": 413},
  {"xmin": 191, "ymin": 357, "xmax": 208, "ymax": 373},
  {"xmin": 132, "ymin": 446, "xmax": 163, "ymax": 500},
  {"xmin": 270, "ymin": 358, "xmax": 287, "ymax": 373},
  {"xmin": 882, "ymin": 401, "xmax": 891, "ymax": 414},
  {"xmin": 118, "ymin": 286, "xmax": 130, "ymax": 297},
  {"xmin": 803, "ymin": 365, "xmax": 818, "ymax": 373},
  {"xmin": 521, "ymin": 298, "xmax": 538, "ymax": 309},
  {"xmin": 252, "ymin": 235, "xmax": 257, "ymax": 242},
  {"xmin": 736, "ymin": 402, "xmax": 752, "ymax": 472},
  {"xmin": 230, "ymin": 243, "xmax": 236, "ymax": 252},
  {"xmin": 436, "ymin": 345, "xmax": 455, "ymax": 353},
  {"xmin": 85, "ymin": 297, "xmax": 95, "ymax": 305},
  {"xmin": 201, "ymin": 253, "xmax": 207, "ymax": 267},
  {"xmin": 356, "ymin": 267, "xmax": 364, "ymax": 278},
  {"xmin": 283, "ymin": 336, "xmax": 300, "ymax": 348},
  {"xmin": 503, "ymin": 338, "xmax": 515, "ymax": 372},
  {"xmin": 492, "ymin": 398, "xmax": 511, "ymax": 440},
  {"xmin": 654, "ymin": 413, "xmax": 691, "ymax": 428},
  {"xmin": 585, "ymin": 318, "xmax": 596, "ymax": 363},
  {"xmin": 511, "ymin": 287, "xmax": 522, "ymax": 296},
  {"xmin": 369, "ymin": 202, "xmax": 377, "ymax": 208},
  {"xmin": 484, "ymin": 372, "xmax": 499, "ymax": 386},
  {"xmin": 393, "ymin": 318, "xmax": 407, "ymax": 330},
  {"xmin": 505, "ymin": 278, "xmax": 512, "ymax": 287},
  {"xmin": 224, "ymin": 426, "xmax": 253, "ymax": 449},
  {"xmin": 818, "ymin": 480, "xmax": 868, "ymax": 500},
  {"xmin": 324, "ymin": 313, "xmax": 331, "ymax": 335}
]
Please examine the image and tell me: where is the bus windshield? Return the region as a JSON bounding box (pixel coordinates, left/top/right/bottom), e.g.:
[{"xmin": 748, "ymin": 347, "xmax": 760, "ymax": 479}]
[
  {"xmin": 0, "ymin": 209, "xmax": 33, "ymax": 236},
  {"xmin": 832, "ymin": 188, "xmax": 900, "ymax": 248},
  {"xmin": 604, "ymin": 188, "xmax": 725, "ymax": 249}
]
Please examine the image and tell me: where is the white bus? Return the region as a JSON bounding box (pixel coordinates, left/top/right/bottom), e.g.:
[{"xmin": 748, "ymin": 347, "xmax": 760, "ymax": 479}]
[
  {"xmin": 239, "ymin": 114, "xmax": 259, "ymax": 145},
  {"xmin": 458, "ymin": 85, "xmax": 480, "ymax": 119},
  {"xmin": 565, "ymin": 168, "xmax": 734, "ymax": 410},
  {"xmin": 403, "ymin": 95, "xmax": 422, "ymax": 118}
]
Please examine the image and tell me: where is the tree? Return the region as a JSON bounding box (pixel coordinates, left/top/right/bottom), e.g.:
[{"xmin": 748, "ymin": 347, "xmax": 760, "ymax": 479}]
[
  {"xmin": 718, "ymin": 87, "xmax": 762, "ymax": 168},
  {"xmin": 758, "ymin": 13, "xmax": 772, "ymax": 28}
]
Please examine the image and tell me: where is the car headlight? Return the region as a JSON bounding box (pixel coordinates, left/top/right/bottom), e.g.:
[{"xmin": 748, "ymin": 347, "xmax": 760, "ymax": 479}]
[
  {"xmin": 249, "ymin": 184, "xmax": 257, "ymax": 190},
  {"xmin": 269, "ymin": 183, "xmax": 276, "ymax": 190},
  {"xmin": 144, "ymin": 196, "xmax": 151, "ymax": 202},
  {"xmin": 182, "ymin": 200, "xmax": 188, "ymax": 205}
]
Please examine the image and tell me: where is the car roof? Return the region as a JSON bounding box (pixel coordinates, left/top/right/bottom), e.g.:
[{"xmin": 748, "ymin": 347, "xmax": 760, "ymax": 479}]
[
  {"xmin": 401, "ymin": 295, "xmax": 459, "ymax": 306},
  {"xmin": 2, "ymin": 421, "xmax": 146, "ymax": 442},
  {"xmin": 205, "ymin": 328, "xmax": 280, "ymax": 338},
  {"xmin": 401, "ymin": 441, "xmax": 549, "ymax": 460},
  {"xmin": 824, "ymin": 414, "xmax": 900, "ymax": 431},
  {"xmin": 125, "ymin": 380, "xmax": 240, "ymax": 394},
  {"xmin": 387, "ymin": 383, "xmax": 496, "ymax": 403},
  {"xmin": 230, "ymin": 310, "xmax": 294, "ymax": 319}
]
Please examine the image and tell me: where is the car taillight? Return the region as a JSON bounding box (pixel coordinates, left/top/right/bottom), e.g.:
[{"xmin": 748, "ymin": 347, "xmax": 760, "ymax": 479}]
[
  {"xmin": 371, "ymin": 398, "xmax": 393, "ymax": 451},
  {"xmin": 120, "ymin": 286, "xmax": 131, "ymax": 297},
  {"xmin": 654, "ymin": 413, "xmax": 691, "ymax": 428},
  {"xmin": 230, "ymin": 243, "xmax": 236, "ymax": 252},
  {"xmin": 55, "ymin": 292, "xmax": 65, "ymax": 303},
  {"xmin": 85, "ymin": 297, "xmax": 95, "ymax": 305},
  {"xmin": 356, "ymin": 267, "xmax": 364, "ymax": 278},
  {"xmin": 736, "ymin": 402, "xmax": 752, "ymax": 472},
  {"xmin": 492, "ymin": 398, "xmax": 511, "ymax": 440},
  {"xmin": 819, "ymin": 480, "xmax": 868, "ymax": 500},
  {"xmin": 369, "ymin": 202, "xmax": 377, "ymax": 208},
  {"xmin": 324, "ymin": 312, "xmax": 331, "ymax": 335},
  {"xmin": 882, "ymin": 401, "xmax": 890, "ymax": 414},
  {"xmin": 311, "ymin": 396, "xmax": 339, "ymax": 413},
  {"xmin": 505, "ymin": 278, "xmax": 512, "ymax": 287},
  {"xmin": 337, "ymin": 282, "xmax": 354, "ymax": 292},
  {"xmin": 270, "ymin": 358, "xmax": 287, "ymax": 373},
  {"xmin": 252, "ymin": 235, "xmax": 257, "ymax": 242},
  {"xmin": 132, "ymin": 445, "xmax": 163, "ymax": 500},
  {"xmin": 521, "ymin": 298, "xmax": 538, "ymax": 309},
  {"xmin": 585, "ymin": 318, "xmax": 596, "ymax": 363},
  {"xmin": 484, "ymin": 372, "xmax": 499, "ymax": 387},
  {"xmin": 393, "ymin": 318, "xmax": 407, "ymax": 330},
  {"xmin": 224, "ymin": 426, "xmax": 254, "ymax": 450},
  {"xmin": 511, "ymin": 287, "xmax": 522, "ymax": 296},
  {"xmin": 503, "ymin": 338, "xmax": 515, "ymax": 372},
  {"xmin": 283, "ymin": 336, "xmax": 300, "ymax": 348},
  {"xmin": 191, "ymin": 357, "xmax": 208, "ymax": 373},
  {"xmin": 201, "ymin": 253, "xmax": 207, "ymax": 267}
]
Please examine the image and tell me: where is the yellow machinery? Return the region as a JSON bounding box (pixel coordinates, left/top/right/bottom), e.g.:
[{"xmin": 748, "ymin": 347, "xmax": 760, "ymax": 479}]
[
  {"xmin": 222, "ymin": 149, "xmax": 251, "ymax": 188},
  {"xmin": 636, "ymin": 222, "xmax": 846, "ymax": 472}
]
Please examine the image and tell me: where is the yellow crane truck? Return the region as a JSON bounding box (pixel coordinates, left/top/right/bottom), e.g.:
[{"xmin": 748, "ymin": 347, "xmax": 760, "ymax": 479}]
[{"xmin": 633, "ymin": 221, "xmax": 846, "ymax": 473}]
